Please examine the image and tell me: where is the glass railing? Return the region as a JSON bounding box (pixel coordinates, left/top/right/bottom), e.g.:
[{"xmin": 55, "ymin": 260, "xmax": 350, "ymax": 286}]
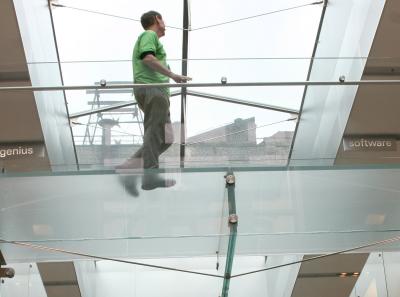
[
  {"xmin": 65, "ymin": 80, "xmax": 298, "ymax": 170},
  {"xmin": 1, "ymin": 72, "xmax": 400, "ymax": 172},
  {"xmin": 21, "ymin": 56, "xmax": 317, "ymax": 121}
]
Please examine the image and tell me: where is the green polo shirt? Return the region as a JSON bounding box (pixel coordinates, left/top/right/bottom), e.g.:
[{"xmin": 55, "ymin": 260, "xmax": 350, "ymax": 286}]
[{"xmin": 132, "ymin": 30, "xmax": 170, "ymax": 95}]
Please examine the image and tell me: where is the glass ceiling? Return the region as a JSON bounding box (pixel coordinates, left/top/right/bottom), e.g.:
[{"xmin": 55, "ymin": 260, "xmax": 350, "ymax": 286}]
[
  {"xmin": 47, "ymin": 0, "xmax": 323, "ymax": 169},
  {"xmin": 4, "ymin": 0, "xmax": 386, "ymax": 170}
]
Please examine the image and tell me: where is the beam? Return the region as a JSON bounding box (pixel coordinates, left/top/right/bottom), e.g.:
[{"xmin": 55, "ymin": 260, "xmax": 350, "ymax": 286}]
[
  {"xmin": 69, "ymin": 100, "xmax": 137, "ymax": 119},
  {"xmin": 2, "ymin": 80, "xmax": 400, "ymax": 92},
  {"xmin": 38, "ymin": 262, "xmax": 82, "ymax": 297},
  {"xmin": 180, "ymin": 0, "xmax": 190, "ymax": 167},
  {"xmin": 221, "ymin": 171, "xmax": 238, "ymax": 297},
  {"xmin": 69, "ymin": 91, "xmax": 181, "ymax": 119},
  {"xmin": 187, "ymin": 90, "xmax": 299, "ymax": 114}
]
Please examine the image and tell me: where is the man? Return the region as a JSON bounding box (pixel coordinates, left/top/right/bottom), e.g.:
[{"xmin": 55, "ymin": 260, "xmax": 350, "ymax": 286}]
[{"xmin": 117, "ymin": 11, "xmax": 191, "ymax": 193}]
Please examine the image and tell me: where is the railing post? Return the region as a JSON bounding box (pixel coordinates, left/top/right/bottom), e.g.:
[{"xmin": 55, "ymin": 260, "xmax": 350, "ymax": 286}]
[{"xmin": 221, "ymin": 171, "xmax": 238, "ymax": 297}]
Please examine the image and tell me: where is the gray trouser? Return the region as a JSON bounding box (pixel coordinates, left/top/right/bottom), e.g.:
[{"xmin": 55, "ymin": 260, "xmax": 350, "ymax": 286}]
[{"xmin": 132, "ymin": 87, "xmax": 173, "ymax": 169}]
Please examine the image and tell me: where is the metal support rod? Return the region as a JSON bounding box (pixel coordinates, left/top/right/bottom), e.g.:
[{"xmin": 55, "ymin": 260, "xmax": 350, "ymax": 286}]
[
  {"xmin": 0, "ymin": 239, "xmax": 222, "ymax": 279},
  {"xmin": 69, "ymin": 91, "xmax": 181, "ymax": 119},
  {"xmin": 1, "ymin": 80, "xmax": 400, "ymax": 92},
  {"xmin": 70, "ymin": 91, "xmax": 296, "ymax": 120},
  {"xmin": 186, "ymin": 90, "xmax": 299, "ymax": 114},
  {"xmin": 70, "ymin": 100, "xmax": 138, "ymax": 119},
  {"xmin": 221, "ymin": 171, "xmax": 238, "ymax": 297},
  {"xmin": 180, "ymin": 0, "xmax": 190, "ymax": 168}
]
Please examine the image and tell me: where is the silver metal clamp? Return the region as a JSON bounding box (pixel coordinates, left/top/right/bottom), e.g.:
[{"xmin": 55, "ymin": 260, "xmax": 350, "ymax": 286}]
[
  {"xmin": 228, "ymin": 214, "xmax": 239, "ymax": 224},
  {"xmin": 225, "ymin": 174, "xmax": 235, "ymax": 185},
  {"xmin": 0, "ymin": 267, "xmax": 15, "ymax": 278}
]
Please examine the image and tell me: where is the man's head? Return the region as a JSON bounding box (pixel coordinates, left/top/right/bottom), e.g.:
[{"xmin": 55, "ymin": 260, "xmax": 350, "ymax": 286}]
[{"xmin": 141, "ymin": 11, "xmax": 166, "ymax": 37}]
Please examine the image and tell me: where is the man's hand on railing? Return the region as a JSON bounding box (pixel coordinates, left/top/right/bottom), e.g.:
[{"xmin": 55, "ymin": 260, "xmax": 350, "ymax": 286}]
[{"xmin": 171, "ymin": 73, "xmax": 192, "ymax": 83}]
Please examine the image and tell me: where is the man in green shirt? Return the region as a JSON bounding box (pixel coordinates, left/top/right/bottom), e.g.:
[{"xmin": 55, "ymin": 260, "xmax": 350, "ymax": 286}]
[{"xmin": 118, "ymin": 11, "xmax": 191, "ymax": 193}]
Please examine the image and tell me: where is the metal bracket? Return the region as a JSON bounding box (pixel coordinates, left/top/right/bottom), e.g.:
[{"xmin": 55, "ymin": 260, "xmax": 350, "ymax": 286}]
[
  {"xmin": 0, "ymin": 249, "xmax": 14, "ymax": 279},
  {"xmin": 221, "ymin": 170, "xmax": 237, "ymax": 297},
  {"xmin": 228, "ymin": 214, "xmax": 238, "ymax": 224},
  {"xmin": 225, "ymin": 174, "xmax": 235, "ymax": 185},
  {"xmin": 0, "ymin": 267, "xmax": 15, "ymax": 279}
]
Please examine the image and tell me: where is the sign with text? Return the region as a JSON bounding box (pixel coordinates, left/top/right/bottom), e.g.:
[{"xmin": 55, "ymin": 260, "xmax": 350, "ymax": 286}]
[
  {"xmin": 0, "ymin": 143, "xmax": 46, "ymax": 160},
  {"xmin": 343, "ymin": 136, "xmax": 397, "ymax": 152}
]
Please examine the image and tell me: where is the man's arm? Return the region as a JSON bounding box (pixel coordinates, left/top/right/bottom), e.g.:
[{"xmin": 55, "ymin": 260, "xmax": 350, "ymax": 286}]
[{"xmin": 142, "ymin": 54, "xmax": 192, "ymax": 83}]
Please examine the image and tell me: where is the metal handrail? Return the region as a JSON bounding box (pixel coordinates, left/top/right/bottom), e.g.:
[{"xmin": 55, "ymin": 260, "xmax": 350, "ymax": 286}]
[{"xmin": 2, "ymin": 80, "xmax": 400, "ymax": 92}]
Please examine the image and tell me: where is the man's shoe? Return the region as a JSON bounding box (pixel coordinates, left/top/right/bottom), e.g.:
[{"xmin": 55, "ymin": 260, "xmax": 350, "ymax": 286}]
[
  {"xmin": 115, "ymin": 158, "xmax": 142, "ymax": 172},
  {"xmin": 118, "ymin": 175, "xmax": 139, "ymax": 197},
  {"xmin": 141, "ymin": 175, "xmax": 176, "ymax": 191}
]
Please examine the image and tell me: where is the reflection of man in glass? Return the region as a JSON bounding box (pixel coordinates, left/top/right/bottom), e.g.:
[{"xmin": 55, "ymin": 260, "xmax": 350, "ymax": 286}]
[{"xmin": 117, "ymin": 11, "xmax": 191, "ymax": 192}]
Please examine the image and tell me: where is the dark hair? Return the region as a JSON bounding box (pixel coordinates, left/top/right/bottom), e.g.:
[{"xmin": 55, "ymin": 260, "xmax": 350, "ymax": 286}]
[{"xmin": 141, "ymin": 11, "xmax": 162, "ymax": 29}]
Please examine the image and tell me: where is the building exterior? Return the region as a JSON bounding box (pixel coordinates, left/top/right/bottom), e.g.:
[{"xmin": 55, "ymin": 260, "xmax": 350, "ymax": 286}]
[{"xmin": 75, "ymin": 118, "xmax": 294, "ymax": 168}]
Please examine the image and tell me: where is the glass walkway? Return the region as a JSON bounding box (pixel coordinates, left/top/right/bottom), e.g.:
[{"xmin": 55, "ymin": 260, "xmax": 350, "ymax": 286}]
[{"xmin": 1, "ymin": 0, "xmax": 400, "ymax": 296}]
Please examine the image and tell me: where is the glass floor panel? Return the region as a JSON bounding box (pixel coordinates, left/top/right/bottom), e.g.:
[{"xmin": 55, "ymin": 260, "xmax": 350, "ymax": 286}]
[{"xmin": 1, "ymin": 165, "xmax": 400, "ymax": 263}]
